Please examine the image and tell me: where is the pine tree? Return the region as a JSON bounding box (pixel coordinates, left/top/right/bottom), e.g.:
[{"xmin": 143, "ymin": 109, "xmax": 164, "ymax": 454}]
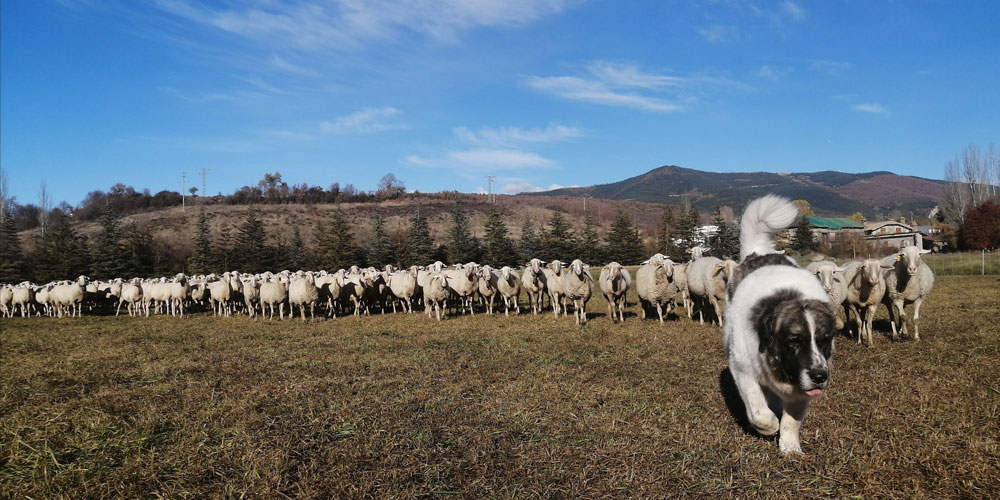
[
  {"xmin": 214, "ymin": 223, "xmax": 234, "ymax": 272},
  {"xmin": 542, "ymin": 212, "xmax": 576, "ymax": 261},
  {"xmin": 792, "ymin": 218, "xmax": 817, "ymax": 253},
  {"xmin": 446, "ymin": 202, "xmax": 479, "ymax": 264},
  {"xmin": 33, "ymin": 214, "xmax": 91, "ymax": 283},
  {"xmin": 122, "ymin": 223, "xmax": 156, "ymax": 277},
  {"xmin": 671, "ymin": 202, "xmax": 700, "ymax": 258},
  {"xmin": 656, "ymin": 205, "xmax": 679, "ymax": 257},
  {"xmin": 604, "ymin": 209, "xmax": 643, "ymax": 265},
  {"xmin": 366, "ymin": 210, "xmax": 395, "ymax": 268},
  {"xmin": 576, "ymin": 213, "xmax": 604, "ymax": 264},
  {"xmin": 711, "ymin": 217, "xmax": 741, "ymax": 261},
  {"xmin": 0, "ymin": 201, "xmax": 29, "ymax": 282},
  {"xmin": 314, "ymin": 209, "xmax": 359, "ymax": 271},
  {"xmin": 285, "ymin": 224, "xmax": 309, "ymax": 271},
  {"xmin": 190, "ymin": 209, "xmax": 214, "ymax": 274},
  {"xmin": 481, "ymin": 207, "xmax": 517, "ymax": 267},
  {"xmin": 90, "ymin": 204, "xmax": 129, "ymax": 279},
  {"xmin": 518, "ymin": 218, "xmax": 544, "ymax": 262},
  {"xmin": 232, "ymin": 208, "xmax": 269, "ymax": 272},
  {"xmin": 400, "ymin": 208, "xmax": 434, "ymax": 266}
]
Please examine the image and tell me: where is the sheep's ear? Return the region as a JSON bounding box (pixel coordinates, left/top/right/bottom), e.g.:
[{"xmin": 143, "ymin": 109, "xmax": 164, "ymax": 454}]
[
  {"xmin": 713, "ymin": 265, "xmax": 726, "ymax": 276},
  {"xmin": 775, "ymin": 250, "xmax": 786, "ymax": 254},
  {"xmin": 919, "ymin": 249, "xmax": 931, "ymax": 255},
  {"xmin": 880, "ymin": 265, "xmax": 894, "ymax": 270}
]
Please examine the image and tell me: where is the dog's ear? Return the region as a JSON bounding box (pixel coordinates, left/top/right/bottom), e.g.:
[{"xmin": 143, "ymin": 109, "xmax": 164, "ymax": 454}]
[{"xmin": 754, "ymin": 308, "xmax": 779, "ymax": 353}]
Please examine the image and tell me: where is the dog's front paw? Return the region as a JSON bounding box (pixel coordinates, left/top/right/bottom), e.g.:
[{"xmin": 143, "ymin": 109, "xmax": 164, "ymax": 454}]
[
  {"xmin": 750, "ymin": 411, "xmax": 779, "ymax": 436},
  {"xmin": 779, "ymin": 435, "xmax": 803, "ymax": 455}
]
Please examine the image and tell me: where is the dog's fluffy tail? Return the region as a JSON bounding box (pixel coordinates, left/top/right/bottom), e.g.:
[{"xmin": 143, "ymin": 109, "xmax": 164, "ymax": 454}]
[{"xmin": 739, "ymin": 195, "xmax": 799, "ymax": 261}]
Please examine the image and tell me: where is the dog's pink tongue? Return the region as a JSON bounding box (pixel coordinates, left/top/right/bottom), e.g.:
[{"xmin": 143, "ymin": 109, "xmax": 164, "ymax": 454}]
[{"xmin": 805, "ymin": 389, "xmax": 823, "ymax": 397}]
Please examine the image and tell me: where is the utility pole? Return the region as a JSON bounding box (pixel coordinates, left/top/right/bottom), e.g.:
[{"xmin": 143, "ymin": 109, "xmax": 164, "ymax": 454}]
[
  {"xmin": 181, "ymin": 171, "xmax": 187, "ymax": 211},
  {"xmin": 199, "ymin": 168, "xmax": 209, "ymax": 199}
]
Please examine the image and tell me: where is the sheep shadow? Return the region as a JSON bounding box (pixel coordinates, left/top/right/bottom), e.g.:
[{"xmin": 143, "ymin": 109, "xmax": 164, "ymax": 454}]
[{"xmin": 718, "ymin": 368, "xmax": 779, "ymax": 442}]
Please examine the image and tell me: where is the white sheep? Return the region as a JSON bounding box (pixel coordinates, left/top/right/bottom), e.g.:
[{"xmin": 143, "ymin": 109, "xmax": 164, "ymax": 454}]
[
  {"xmin": 11, "ymin": 283, "xmax": 34, "ymax": 318},
  {"xmin": 843, "ymin": 259, "xmax": 890, "ymax": 346},
  {"xmin": 520, "ymin": 258, "xmax": 547, "ymax": 315},
  {"xmin": 444, "ymin": 263, "xmax": 478, "ymax": 316},
  {"xmin": 497, "ymin": 266, "xmax": 522, "ymax": 316},
  {"xmin": 241, "ymin": 276, "xmax": 261, "ymax": 319},
  {"xmin": 34, "ymin": 284, "xmax": 50, "ymax": 317},
  {"xmin": 50, "ymin": 276, "xmax": 88, "ymax": 318},
  {"xmin": 672, "ymin": 262, "xmax": 692, "ymax": 318},
  {"xmin": 561, "ymin": 259, "xmax": 593, "ymax": 325},
  {"xmin": 259, "ymin": 276, "xmax": 289, "ymax": 320},
  {"xmin": 169, "ymin": 274, "xmax": 190, "ymax": 317},
  {"xmin": 289, "ymin": 271, "xmax": 320, "ymax": 320},
  {"xmin": 116, "ymin": 278, "xmax": 146, "ymax": 317},
  {"xmin": 478, "ymin": 265, "xmax": 500, "ymax": 314},
  {"xmin": 207, "ymin": 275, "xmax": 233, "ymax": 317},
  {"xmin": 543, "ymin": 260, "xmax": 566, "ymax": 317},
  {"xmin": 0, "ymin": 285, "xmax": 12, "ymax": 318},
  {"xmin": 316, "ymin": 273, "xmax": 343, "ymax": 317},
  {"xmin": 423, "ymin": 272, "xmax": 451, "ymax": 321},
  {"xmin": 599, "ymin": 261, "xmax": 632, "ymax": 323},
  {"xmin": 635, "ymin": 257, "xmax": 679, "ymax": 323},
  {"xmin": 689, "ymin": 246, "xmax": 706, "ymax": 261},
  {"xmin": 880, "ymin": 244, "xmax": 935, "ymax": 341},
  {"xmin": 807, "ymin": 261, "xmax": 849, "ymax": 330},
  {"xmin": 386, "ymin": 267, "xmax": 418, "ymax": 313},
  {"xmin": 687, "ymin": 257, "xmax": 736, "ymax": 325}
]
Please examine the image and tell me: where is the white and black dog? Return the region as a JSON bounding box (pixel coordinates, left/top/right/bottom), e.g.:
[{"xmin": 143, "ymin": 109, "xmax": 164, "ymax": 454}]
[{"xmin": 723, "ymin": 195, "xmax": 837, "ymax": 454}]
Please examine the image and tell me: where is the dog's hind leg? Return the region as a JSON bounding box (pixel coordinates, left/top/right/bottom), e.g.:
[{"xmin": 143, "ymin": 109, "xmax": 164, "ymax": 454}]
[{"xmin": 778, "ymin": 399, "xmax": 809, "ymax": 455}]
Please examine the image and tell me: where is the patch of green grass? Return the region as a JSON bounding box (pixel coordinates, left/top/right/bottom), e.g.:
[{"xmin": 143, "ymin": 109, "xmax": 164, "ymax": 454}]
[{"xmin": 1, "ymin": 276, "xmax": 998, "ymax": 498}]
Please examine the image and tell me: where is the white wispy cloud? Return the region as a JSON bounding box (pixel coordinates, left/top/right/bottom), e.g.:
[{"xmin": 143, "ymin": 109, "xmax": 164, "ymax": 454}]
[
  {"xmin": 810, "ymin": 60, "xmax": 853, "ymax": 75},
  {"xmin": 698, "ymin": 25, "xmax": 739, "ymax": 44},
  {"xmin": 851, "ymin": 103, "xmax": 889, "ymax": 115},
  {"xmin": 756, "ymin": 64, "xmax": 793, "ymax": 80},
  {"xmin": 153, "ymin": 0, "xmax": 571, "ymax": 50},
  {"xmin": 500, "ymin": 182, "xmax": 568, "ymax": 194},
  {"xmin": 447, "ymin": 149, "xmax": 552, "ymax": 170},
  {"xmin": 524, "ymin": 61, "xmax": 740, "ymax": 112},
  {"xmin": 781, "ymin": 0, "xmax": 806, "ymax": 22},
  {"xmin": 453, "ymin": 124, "xmax": 584, "ymax": 147},
  {"xmin": 524, "ymin": 76, "xmax": 682, "ymax": 113},
  {"xmin": 320, "ymin": 107, "xmax": 402, "ymax": 134},
  {"xmin": 586, "ymin": 61, "xmax": 687, "ymax": 89}
]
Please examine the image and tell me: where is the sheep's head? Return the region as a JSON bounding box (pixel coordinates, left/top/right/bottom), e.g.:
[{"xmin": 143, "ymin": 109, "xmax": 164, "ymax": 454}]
[
  {"xmin": 570, "ymin": 259, "xmax": 587, "ymax": 276},
  {"xmin": 714, "ymin": 260, "xmax": 737, "ymax": 281},
  {"xmin": 480, "ymin": 265, "xmax": 493, "ymax": 279},
  {"xmin": 858, "ymin": 259, "xmax": 885, "ymax": 285},
  {"xmin": 528, "ymin": 258, "xmax": 544, "ymax": 274},
  {"xmin": 689, "ymin": 247, "xmax": 705, "ymax": 260},
  {"xmin": 896, "ymin": 245, "xmax": 930, "ymax": 275},
  {"xmin": 76, "ymin": 276, "xmax": 89, "ymax": 286},
  {"xmin": 604, "ymin": 262, "xmax": 622, "ymax": 281},
  {"xmin": 658, "ymin": 259, "xmax": 676, "ymax": 278},
  {"xmin": 812, "ymin": 263, "xmax": 844, "ymax": 292},
  {"xmin": 548, "ymin": 260, "xmax": 564, "ymax": 275},
  {"xmin": 500, "ymin": 266, "xmax": 512, "ymax": 281}
]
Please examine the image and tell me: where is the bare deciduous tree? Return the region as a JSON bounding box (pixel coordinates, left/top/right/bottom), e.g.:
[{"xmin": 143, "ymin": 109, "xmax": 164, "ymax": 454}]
[
  {"xmin": 38, "ymin": 180, "xmax": 52, "ymax": 236},
  {"xmin": 942, "ymin": 143, "xmax": 999, "ymax": 225}
]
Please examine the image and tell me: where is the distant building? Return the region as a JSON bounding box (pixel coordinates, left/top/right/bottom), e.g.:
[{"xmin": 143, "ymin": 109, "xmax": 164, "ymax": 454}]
[
  {"xmin": 864, "ymin": 219, "xmax": 922, "ymax": 250},
  {"xmin": 801, "ymin": 216, "xmax": 865, "ymax": 244}
]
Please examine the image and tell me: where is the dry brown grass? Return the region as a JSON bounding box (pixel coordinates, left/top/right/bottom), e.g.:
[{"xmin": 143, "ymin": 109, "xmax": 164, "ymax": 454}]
[{"xmin": 2, "ymin": 276, "xmax": 998, "ymax": 499}]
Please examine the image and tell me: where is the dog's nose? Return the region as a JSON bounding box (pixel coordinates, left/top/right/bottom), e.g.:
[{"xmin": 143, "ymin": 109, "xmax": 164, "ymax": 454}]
[{"xmin": 808, "ymin": 369, "xmax": 828, "ymax": 385}]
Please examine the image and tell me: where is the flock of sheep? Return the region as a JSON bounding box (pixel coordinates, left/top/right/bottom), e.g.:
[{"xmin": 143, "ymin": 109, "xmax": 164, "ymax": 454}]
[{"xmin": 0, "ymin": 243, "xmax": 934, "ymax": 343}]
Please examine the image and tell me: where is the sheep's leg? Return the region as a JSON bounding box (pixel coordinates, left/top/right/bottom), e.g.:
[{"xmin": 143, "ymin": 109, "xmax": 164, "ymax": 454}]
[
  {"xmin": 656, "ymin": 303, "xmax": 664, "ymax": 323},
  {"xmin": 863, "ymin": 305, "xmax": 874, "ymax": 346},
  {"xmin": 116, "ymin": 300, "xmax": 125, "ymax": 317},
  {"xmin": 912, "ymin": 299, "xmax": 923, "ymax": 341}
]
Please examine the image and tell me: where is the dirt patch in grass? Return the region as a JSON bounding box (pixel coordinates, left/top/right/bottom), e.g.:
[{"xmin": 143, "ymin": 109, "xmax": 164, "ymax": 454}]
[{"xmin": 2, "ymin": 276, "xmax": 998, "ymax": 498}]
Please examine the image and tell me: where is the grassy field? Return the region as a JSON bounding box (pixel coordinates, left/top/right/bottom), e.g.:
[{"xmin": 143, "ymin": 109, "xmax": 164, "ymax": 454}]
[{"xmin": 2, "ymin": 276, "xmax": 998, "ymax": 499}]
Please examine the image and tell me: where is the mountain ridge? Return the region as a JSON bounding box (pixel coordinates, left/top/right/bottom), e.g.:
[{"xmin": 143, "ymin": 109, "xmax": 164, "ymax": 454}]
[{"xmin": 524, "ymin": 165, "xmax": 946, "ymax": 217}]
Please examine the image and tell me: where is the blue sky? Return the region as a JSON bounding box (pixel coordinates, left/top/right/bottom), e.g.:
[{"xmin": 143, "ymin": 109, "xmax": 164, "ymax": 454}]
[{"xmin": 2, "ymin": 0, "xmax": 998, "ymax": 207}]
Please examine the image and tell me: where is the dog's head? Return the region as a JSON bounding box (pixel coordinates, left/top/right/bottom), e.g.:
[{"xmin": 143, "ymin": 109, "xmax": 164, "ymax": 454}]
[{"xmin": 753, "ymin": 289, "xmax": 836, "ymax": 397}]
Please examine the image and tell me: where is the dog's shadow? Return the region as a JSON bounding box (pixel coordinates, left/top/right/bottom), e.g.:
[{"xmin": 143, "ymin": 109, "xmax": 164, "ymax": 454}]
[{"xmin": 718, "ymin": 368, "xmax": 780, "ymax": 441}]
